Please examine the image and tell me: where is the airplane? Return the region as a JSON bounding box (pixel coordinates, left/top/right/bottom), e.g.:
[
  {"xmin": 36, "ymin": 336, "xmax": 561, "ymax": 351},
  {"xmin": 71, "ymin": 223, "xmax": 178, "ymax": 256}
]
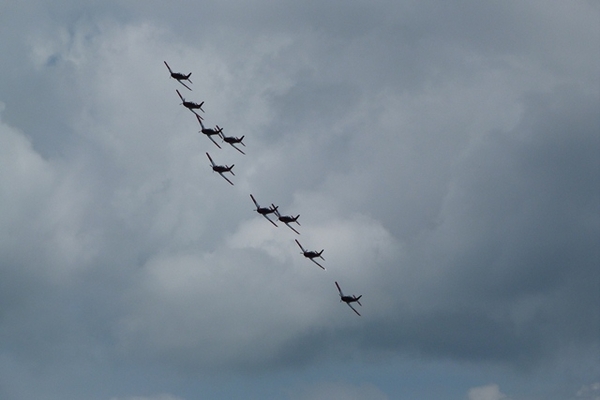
[
  {"xmin": 196, "ymin": 115, "xmax": 222, "ymax": 149},
  {"xmin": 295, "ymin": 239, "xmax": 325, "ymax": 270},
  {"xmin": 250, "ymin": 194, "xmax": 278, "ymax": 227},
  {"xmin": 220, "ymin": 131, "xmax": 246, "ymax": 155},
  {"xmin": 176, "ymin": 89, "xmax": 204, "ymax": 116},
  {"xmin": 206, "ymin": 152, "xmax": 234, "ymax": 185},
  {"xmin": 164, "ymin": 61, "xmax": 193, "ymax": 90},
  {"xmin": 335, "ymin": 281, "xmax": 362, "ymax": 316},
  {"xmin": 273, "ymin": 207, "xmax": 300, "ymax": 234}
]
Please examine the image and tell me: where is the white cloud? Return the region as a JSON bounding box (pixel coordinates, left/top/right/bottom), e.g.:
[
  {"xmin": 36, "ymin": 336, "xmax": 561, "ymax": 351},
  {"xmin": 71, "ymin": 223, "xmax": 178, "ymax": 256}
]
[
  {"xmin": 467, "ymin": 384, "xmax": 509, "ymax": 400},
  {"xmin": 289, "ymin": 381, "xmax": 388, "ymax": 400},
  {"xmin": 576, "ymin": 382, "xmax": 600, "ymax": 400}
]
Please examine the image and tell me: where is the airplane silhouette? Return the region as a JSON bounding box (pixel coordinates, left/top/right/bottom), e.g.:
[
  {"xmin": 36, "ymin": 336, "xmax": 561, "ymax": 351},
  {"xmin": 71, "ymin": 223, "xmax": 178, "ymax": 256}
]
[
  {"xmin": 164, "ymin": 61, "xmax": 192, "ymax": 91},
  {"xmin": 335, "ymin": 281, "xmax": 362, "ymax": 316},
  {"xmin": 273, "ymin": 207, "xmax": 300, "ymax": 234},
  {"xmin": 220, "ymin": 131, "xmax": 246, "ymax": 155},
  {"xmin": 176, "ymin": 89, "xmax": 204, "ymax": 117},
  {"xmin": 197, "ymin": 115, "xmax": 222, "ymax": 149},
  {"xmin": 295, "ymin": 239, "xmax": 325, "ymax": 270},
  {"xmin": 206, "ymin": 152, "xmax": 234, "ymax": 185},
  {"xmin": 250, "ymin": 194, "xmax": 278, "ymax": 227}
]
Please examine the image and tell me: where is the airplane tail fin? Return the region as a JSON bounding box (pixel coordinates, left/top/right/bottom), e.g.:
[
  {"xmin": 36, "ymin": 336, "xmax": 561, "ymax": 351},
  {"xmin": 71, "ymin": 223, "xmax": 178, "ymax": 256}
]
[{"xmin": 356, "ymin": 295, "xmax": 362, "ymax": 306}]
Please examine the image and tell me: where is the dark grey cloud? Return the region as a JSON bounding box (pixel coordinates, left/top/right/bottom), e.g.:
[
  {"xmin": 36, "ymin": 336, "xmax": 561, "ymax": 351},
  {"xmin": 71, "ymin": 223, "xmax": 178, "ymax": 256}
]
[
  {"xmin": 351, "ymin": 84, "xmax": 600, "ymax": 364},
  {"xmin": 0, "ymin": 1, "xmax": 598, "ymax": 399}
]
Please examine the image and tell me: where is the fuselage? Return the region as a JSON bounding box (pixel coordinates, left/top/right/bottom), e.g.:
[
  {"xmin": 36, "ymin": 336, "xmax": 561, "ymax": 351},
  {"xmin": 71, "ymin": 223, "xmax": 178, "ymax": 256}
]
[
  {"xmin": 342, "ymin": 294, "xmax": 361, "ymax": 305},
  {"xmin": 279, "ymin": 215, "xmax": 298, "ymax": 223},
  {"xmin": 213, "ymin": 166, "xmax": 232, "ymax": 173},
  {"xmin": 304, "ymin": 251, "xmax": 322, "ymax": 258},
  {"xmin": 202, "ymin": 128, "xmax": 220, "ymax": 136},
  {"xmin": 184, "ymin": 101, "xmax": 202, "ymax": 109},
  {"xmin": 223, "ymin": 136, "xmax": 243, "ymax": 144}
]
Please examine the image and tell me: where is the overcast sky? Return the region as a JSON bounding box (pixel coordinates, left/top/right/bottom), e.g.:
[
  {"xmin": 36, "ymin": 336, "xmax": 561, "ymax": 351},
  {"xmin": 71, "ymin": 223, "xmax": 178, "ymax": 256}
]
[{"xmin": 0, "ymin": 1, "xmax": 599, "ymax": 399}]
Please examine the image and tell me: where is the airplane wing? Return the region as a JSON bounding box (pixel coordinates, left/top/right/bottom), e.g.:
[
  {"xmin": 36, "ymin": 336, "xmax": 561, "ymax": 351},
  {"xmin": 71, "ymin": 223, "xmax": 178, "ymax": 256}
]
[
  {"xmin": 191, "ymin": 109, "xmax": 203, "ymax": 120},
  {"xmin": 250, "ymin": 194, "xmax": 259, "ymax": 208},
  {"xmin": 177, "ymin": 80, "xmax": 192, "ymax": 91},
  {"xmin": 335, "ymin": 282, "xmax": 344, "ymax": 296},
  {"xmin": 207, "ymin": 135, "xmax": 222, "ymax": 149},
  {"xmin": 271, "ymin": 205, "xmax": 280, "ymax": 217},
  {"xmin": 230, "ymin": 143, "xmax": 245, "ymax": 155},
  {"xmin": 295, "ymin": 239, "xmax": 305, "ymax": 252},
  {"xmin": 310, "ymin": 258, "xmax": 326, "ymax": 270},
  {"xmin": 164, "ymin": 61, "xmax": 173, "ymax": 73},
  {"xmin": 218, "ymin": 172, "xmax": 234, "ymax": 186},
  {"xmin": 176, "ymin": 89, "xmax": 184, "ymax": 102},
  {"xmin": 347, "ymin": 303, "xmax": 361, "ymax": 316},
  {"xmin": 263, "ymin": 215, "xmax": 278, "ymax": 227},
  {"xmin": 196, "ymin": 114, "xmax": 205, "ymax": 128},
  {"xmin": 206, "ymin": 152, "xmax": 215, "ymax": 166},
  {"xmin": 284, "ymin": 222, "xmax": 300, "ymax": 235}
]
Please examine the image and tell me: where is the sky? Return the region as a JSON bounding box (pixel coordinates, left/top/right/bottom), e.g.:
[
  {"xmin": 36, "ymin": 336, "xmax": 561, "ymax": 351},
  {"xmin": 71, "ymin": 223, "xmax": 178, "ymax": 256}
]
[{"xmin": 0, "ymin": 1, "xmax": 599, "ymax": 399}]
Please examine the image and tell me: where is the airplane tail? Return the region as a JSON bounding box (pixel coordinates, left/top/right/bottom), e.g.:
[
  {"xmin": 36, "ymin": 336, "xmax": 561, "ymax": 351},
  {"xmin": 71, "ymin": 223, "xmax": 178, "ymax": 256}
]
[
  {"xmin": 272, "ymin": 205, "xmax": 280, "ymax": 217},
  {"xmin": 186, "ymin": 73, "xmax": 192, "ymax": 82},
  {"xmin": 356, "ymin": 295, "xmax": 362, "ymax": 306}
]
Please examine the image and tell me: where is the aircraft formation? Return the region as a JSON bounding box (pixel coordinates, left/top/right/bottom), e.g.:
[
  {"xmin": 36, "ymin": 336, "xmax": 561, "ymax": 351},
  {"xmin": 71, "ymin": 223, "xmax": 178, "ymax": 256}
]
[{"xmin": 165, "ymin": 61, "xmax": 363, "ymax": 316}]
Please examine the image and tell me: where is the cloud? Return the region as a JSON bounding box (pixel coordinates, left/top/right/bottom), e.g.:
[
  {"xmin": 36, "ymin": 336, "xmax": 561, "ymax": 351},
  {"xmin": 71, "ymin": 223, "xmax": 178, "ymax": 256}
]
[
  {"xmin": 289, "ymin": 381, "xmax": 389, "ymax": 400},
  {"xmin": 576, "ymin": 382, "xmax": 600, "ymax": 400},
  {"xmin": 467, "ymin": 383, "xmax": 509, "ymax": 400},
  {"xmin": 0, "ymin": 1, "xmax": 598, "ymax": 399}
]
